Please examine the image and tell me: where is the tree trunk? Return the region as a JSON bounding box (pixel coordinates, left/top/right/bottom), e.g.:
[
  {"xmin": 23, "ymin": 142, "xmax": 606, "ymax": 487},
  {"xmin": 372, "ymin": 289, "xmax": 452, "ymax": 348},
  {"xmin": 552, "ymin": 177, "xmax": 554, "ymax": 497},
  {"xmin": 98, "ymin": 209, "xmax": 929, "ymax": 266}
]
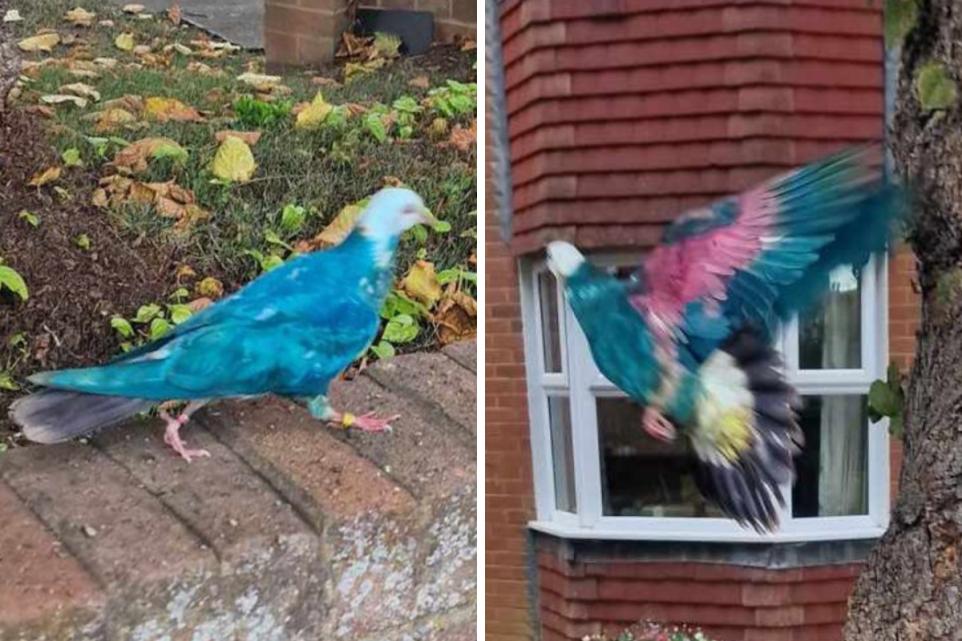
[{"xmin": 845, "ymin": 2, "xmax": 962, "ymax": 639}]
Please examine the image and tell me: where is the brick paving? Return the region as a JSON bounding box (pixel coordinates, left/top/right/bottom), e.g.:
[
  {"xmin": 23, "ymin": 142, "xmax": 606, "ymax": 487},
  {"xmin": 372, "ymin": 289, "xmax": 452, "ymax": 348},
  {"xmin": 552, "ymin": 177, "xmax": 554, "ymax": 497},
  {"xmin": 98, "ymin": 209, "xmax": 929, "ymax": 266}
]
[{"xmin": 0, "ymin": 341, "xmax": 476, "ymax": 641}]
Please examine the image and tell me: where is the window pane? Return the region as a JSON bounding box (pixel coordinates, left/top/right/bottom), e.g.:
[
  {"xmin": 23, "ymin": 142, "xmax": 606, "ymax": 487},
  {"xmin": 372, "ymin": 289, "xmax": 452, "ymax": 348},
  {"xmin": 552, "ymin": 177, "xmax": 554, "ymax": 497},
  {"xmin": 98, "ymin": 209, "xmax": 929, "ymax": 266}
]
[
  {"xmin": 792, "ymin": 395, "xmax": 869, "ymax": 517},
  {"xmin": 799, "ymin": 265, "xmax": 861, "ymax": 369},
  {"xmin": 597, "ymin": 397, "xmax": 722, "ymax": 518},
  {"xmin": 538, "ymin": 272, "xmax": 562, "ymax": 373},
  {"xmin": 548, "ymin": 395, "xmax": 577, "ymax": 512}
]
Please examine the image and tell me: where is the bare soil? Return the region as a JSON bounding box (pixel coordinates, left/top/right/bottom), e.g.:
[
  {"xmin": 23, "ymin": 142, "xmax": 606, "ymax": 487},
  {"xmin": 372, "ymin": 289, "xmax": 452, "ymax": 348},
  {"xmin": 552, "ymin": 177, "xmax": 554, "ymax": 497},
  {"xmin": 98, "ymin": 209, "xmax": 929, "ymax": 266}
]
[{"xmin": 0, "ymin": 108, "xmax": 181, "ymax": 441}]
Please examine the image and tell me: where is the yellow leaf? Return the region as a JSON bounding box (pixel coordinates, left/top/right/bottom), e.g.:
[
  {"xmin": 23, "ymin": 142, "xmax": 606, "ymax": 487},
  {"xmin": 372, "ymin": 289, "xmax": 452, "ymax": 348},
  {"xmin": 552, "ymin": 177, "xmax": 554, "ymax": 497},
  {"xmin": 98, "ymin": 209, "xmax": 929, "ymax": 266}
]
[
  {"xmin": 60, "ymin": 82, "xmax": 100, "ymax": 102},
  {"xmin": 236, "ymin": 72, "xmax": 281, "ymax": 92},
  {"xmin": 93, "ymin": 107, "xmax": 137, "ymax": 132},
  {"xmin": 144, "ymin": 96, "xmax": 203, "ymax": 122},
  {"xmin": 91, "ymin": 188, "xmax": 109, "ymax": 207},
  {"xmin": 312, "ymin": 198, "xmax": 369, "ymax": 247},
  {"xmin": 214, "ymin": 130, "xmax": 261, "ymax": 145},
  {"xmin": 196, "ymin": 276, "xmax": 224, "ymax": 298},
  {"xmin": 400, "ymin": 260, "xmax": 443, "ymax": 307},
  {"xmin": 64, "ymin": 7, "xmax": 96, "ymax": 26},
  {"xmin": 18, "ymin": 33, "xmax": 61, "ymax": 53},
  {"xmin": 115, "ymin": 33, "xmax": 135, "ymax": 52},
  {"xmin": 28, "ymin": 166, "xmax": 62, "ymax": 187},
  {"xmin": 294, "ymin": 92, "xmax": 333, "ymax": 130},
  {"xmin": 210, "ymin": 136, "xmax": 256, "ymax": 183}
]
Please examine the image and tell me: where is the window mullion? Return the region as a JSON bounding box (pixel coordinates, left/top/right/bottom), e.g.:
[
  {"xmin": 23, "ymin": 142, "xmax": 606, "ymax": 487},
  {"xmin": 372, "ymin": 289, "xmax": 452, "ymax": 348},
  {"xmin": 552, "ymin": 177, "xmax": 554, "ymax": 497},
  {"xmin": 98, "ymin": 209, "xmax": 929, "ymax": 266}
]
[{"xmin": 566, "ymin": 303, "xmax": 603, "ymax": 528}]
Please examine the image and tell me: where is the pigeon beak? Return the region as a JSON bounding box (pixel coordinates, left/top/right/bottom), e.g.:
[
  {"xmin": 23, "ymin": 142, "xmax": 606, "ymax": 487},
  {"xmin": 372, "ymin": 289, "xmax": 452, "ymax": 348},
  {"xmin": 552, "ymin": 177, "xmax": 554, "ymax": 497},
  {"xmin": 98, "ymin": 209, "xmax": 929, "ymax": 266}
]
[{"xmin": 418, "ymin": 206, "xmax": 440, "ymax": 228}]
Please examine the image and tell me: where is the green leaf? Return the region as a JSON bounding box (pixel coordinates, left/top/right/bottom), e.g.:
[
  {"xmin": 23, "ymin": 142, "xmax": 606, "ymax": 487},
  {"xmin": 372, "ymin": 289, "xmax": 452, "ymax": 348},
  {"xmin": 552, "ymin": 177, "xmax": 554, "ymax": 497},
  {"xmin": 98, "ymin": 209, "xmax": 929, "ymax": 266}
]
[
  {"xmin": 0, "ymin": 265, "xmax": 28, "ymax": 301},
  {"xmin": 279, "ymin": 203, "xmax": 306, "ymax": 233},
  {"xmin": 363, "ymin": 112, "xmax": 388, "ymax": 143},
  {"xmin": 264, "ymin": 229, "xmax": 292, "ymax": 250},
  {"xmin": 885, "ymin": 0, "xmax": 917, "ymax": 49},
  {"xmin": 132, "ymin": 303, "xmax": 162, "ymax": 324},
  {"xmin": 437, "ymin": 268, "xmax": 477, "ymax": 285},
  {"xmin": 433, "ymin": 220, "xmax": 452, "ymax": 233},
  {"xmin": 169, "ymin": 287, "xmax": 190, "ymax": 301},
  {"xmin": 889, "ymin": 413, "xmax": 904, "ymax": 438},
  {"xmin": 915, "ymin": 61, "xmax": 957, "ymax": 112},
  {"xmin": 74, "ymin": 233, "xmax": 91, "ymax": 250},
  {"xmin": 110, "ymin": 316, "xmax": 134, "ymax": 337},
  {"xmin": 370, "ymin": 340, "xmax": 395, "ymax": 360},
  {"xmin": 17, "ymin": 210, "xmax": 39, "ymax": 227},
  {"xmin": 405, "ymin": 223, "xmax": 428, "ymax": 245},
  {"xmin": 167, "ymin": 303, "xmax": 192, "ymax": 325},
  {"xmin": 382, "ymin": 313, "xmax": 419, "ymax": 344},
  {"xmin": 262, "ymin": 254, "xmax": 285, "ymax": 271},
  {"xmin": 8, "ymin": 332, "xmax": 26, "ymax": 349},
  {"xmin": 149, "ymin": 317, "xmax": 172, "ymax": 340},
  {"xmin": 61, "ymin": 147, "xmax": 83, "ymax": 167},
  {"xmin": 0, "ymin": 372, "xmax": 19, "ymax": 392},
  {"xmin": 392, "ymin": 95, "xmax": 422, "ymax": 114},
  {"xmin": 868, "ymin": 378, "xmax": 901, "ymax": 420}
]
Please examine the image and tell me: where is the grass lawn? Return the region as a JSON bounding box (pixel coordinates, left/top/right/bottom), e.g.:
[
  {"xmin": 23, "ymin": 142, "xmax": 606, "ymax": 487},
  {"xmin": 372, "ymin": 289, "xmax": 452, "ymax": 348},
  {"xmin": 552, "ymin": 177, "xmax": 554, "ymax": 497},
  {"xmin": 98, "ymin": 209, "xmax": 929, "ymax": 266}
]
[{"xmin": 0, "ymin": 0, "xmax": 477, "ymax": 445}]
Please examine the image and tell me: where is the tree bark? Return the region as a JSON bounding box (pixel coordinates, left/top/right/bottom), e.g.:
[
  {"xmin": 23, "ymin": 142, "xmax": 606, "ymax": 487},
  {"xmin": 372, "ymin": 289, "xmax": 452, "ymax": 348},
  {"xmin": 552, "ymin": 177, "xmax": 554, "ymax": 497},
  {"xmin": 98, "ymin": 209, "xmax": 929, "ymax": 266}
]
[{"xmin": 845, "ymin": 2, "xmax": 962, "ymax": 639}]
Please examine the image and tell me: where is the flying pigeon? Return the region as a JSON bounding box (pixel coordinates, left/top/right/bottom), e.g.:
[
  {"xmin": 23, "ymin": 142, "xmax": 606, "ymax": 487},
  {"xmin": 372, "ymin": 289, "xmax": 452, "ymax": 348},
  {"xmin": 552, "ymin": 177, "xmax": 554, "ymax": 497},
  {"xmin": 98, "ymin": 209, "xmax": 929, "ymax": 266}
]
[
  {"xmin": 11, "ymin": 187, "xmax": 438, "ymax": 462},
  {"xmin": 546, "ymin": 147, "xmax": 907, "ymax": 531}
]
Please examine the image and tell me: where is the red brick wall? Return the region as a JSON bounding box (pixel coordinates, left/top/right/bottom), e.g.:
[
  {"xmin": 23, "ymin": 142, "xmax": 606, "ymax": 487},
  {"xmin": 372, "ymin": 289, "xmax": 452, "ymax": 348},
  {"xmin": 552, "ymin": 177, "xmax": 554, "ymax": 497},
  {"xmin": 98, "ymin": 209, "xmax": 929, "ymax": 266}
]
[
  {"xmin": 498, "ymin": 0, "xmax": 885, "ymax": 254},
  {"xmin": 360, "ymin": 0, "xmax": 476, "ymax": 42},
  {"xmin": 536, "ymin": 544, "xmax": 863, "ymax": 641},
  {"xmin": 265, "ymin": 0, "xmax": 350, "ymax": 68},
  {"xmin": 485, "ymin": 64, "xmax": 536, "ymax": 641},
  {"xmin": 265, "ymin": 0, "xmax": 475, "ymax": 68}
]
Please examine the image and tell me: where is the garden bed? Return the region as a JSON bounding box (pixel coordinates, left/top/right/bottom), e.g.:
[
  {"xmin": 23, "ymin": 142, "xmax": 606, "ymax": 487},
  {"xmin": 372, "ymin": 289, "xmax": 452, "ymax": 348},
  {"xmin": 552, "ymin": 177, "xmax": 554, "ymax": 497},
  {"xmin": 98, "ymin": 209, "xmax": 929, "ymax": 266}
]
[{"xmin": 0, "ymin": 0, "xmax": 477, "ymax": 446}]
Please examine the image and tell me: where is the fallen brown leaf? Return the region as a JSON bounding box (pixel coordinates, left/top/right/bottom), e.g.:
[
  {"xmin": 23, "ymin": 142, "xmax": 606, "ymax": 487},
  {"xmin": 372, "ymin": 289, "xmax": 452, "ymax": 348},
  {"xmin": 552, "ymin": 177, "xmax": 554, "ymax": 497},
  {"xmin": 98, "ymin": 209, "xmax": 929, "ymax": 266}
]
[
  {"xmin": 167, "ymin": 2, "xmax": 182, "ymax": 25},
  {"xmin": 28, "ymin": 166, "xmax": 62, "ymax": 187},
  {"xmin": 446, "ymin": 119, "xmax": 476, "ymax": 152},
  {"xmin": 408, "ymin": 75, "xmax": 430, "ymax": 90},
  {"xmin": 144, "ymin": 96, "xmax": 204, "ymax": 122},
  {"xmin": 433, "ymin": 286, "xmax": 477, "ymax": 345}
]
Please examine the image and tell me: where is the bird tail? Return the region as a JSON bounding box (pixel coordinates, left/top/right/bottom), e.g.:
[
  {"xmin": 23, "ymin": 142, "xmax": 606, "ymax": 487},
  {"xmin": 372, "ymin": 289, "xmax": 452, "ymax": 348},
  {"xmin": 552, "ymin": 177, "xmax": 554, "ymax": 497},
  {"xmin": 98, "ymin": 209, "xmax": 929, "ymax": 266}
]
[
  {"xmin": 9, "ymin": 389, "xmax": 152, "ymax": 444},
  {"xmin": 690, "ymin": 329, "xmax": 803, "ymax": 531}
]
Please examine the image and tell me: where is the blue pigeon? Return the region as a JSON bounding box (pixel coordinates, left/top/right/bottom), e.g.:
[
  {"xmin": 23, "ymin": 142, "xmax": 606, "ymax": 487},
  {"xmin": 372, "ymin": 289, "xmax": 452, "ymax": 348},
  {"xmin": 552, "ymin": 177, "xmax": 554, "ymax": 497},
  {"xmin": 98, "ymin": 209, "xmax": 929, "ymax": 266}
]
[
  {"xmin": 546, "ymin": 147, "xmax": 907, "ymax": 530},
  {"xmin": 11, "ymin": 187, "xmax": 437, "ymax": 461}
]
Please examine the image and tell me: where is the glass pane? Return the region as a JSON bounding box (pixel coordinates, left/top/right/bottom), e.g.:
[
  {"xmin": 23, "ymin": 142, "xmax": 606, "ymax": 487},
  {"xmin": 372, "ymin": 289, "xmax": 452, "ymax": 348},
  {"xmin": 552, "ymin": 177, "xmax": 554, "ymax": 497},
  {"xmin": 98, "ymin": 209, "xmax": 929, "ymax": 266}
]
[
  {"xmin": 597, "ymin": 397, "xmax": 722, "ymax": 518},
  {"xmin": 538, "ymin": 272, "xmax": 562, "ymax": 373},
  {"xmin": 548, "ymin": 395, "xmax": 577, "ymax": 512},
  {"xmin": 792, "ymin": 395, "xmax": 869, "ymax": 517},
  {"xmin": 799, "ymin": 265, "xmax": 861, "ymax": 369}
]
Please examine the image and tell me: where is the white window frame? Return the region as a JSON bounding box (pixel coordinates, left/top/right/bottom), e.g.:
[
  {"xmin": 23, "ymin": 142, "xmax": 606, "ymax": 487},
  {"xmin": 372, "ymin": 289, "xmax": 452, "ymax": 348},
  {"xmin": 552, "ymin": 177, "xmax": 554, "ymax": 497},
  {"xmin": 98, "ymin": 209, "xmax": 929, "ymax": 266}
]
[{"xmin": 520, "ymin": 253, "xmax": 891, "ymax": 543}]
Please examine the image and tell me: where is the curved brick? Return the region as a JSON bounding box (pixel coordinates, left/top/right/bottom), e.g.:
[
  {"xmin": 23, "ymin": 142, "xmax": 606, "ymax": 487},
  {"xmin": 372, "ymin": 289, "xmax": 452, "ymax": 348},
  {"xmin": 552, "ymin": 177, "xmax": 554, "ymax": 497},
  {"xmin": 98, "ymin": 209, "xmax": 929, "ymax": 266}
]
[{"xmin": 364, "ymin": 351, "xmax": 477, "ymax": 437}]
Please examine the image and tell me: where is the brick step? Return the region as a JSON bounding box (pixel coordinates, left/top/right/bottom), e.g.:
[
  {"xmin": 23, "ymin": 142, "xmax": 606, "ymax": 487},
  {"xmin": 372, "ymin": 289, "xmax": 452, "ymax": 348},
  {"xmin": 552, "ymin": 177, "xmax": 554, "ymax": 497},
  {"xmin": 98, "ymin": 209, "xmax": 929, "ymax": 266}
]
[{"xmin": 0, "ymin": 343, "xmax": 477, "ymax": 641}]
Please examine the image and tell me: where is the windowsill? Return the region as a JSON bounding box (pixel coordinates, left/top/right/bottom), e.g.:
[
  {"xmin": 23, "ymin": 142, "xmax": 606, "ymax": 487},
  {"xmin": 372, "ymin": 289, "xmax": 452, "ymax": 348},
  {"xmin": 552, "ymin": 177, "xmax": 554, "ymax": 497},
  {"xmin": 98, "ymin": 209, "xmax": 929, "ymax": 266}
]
[{"xmin": 528, "ymin": 519, "xmax": 887, "ymax": 544}]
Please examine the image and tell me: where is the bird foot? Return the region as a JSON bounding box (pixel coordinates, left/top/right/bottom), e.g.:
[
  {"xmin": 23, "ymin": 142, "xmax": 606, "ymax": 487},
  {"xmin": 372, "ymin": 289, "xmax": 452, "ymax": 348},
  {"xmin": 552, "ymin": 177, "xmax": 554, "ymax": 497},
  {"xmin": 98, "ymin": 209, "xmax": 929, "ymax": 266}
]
[
  {"xmin": 162, "ymin": 412, "xmax": 210, "ymax": 463},
  {"xmin": 642, "ymin": 407, "xmax": 677, "ymax": 442},
  {"xmin": 333, "ymin": 411, "xmax": 399, "ymax": 433}
]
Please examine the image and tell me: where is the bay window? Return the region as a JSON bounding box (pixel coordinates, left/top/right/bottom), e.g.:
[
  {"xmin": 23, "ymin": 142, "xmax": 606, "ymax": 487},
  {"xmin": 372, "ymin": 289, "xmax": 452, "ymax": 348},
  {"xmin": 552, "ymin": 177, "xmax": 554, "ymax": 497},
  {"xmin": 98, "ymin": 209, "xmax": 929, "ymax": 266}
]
[{"xmin": 521, "ymin": 253, "xmax": 890, "ymax": 542}]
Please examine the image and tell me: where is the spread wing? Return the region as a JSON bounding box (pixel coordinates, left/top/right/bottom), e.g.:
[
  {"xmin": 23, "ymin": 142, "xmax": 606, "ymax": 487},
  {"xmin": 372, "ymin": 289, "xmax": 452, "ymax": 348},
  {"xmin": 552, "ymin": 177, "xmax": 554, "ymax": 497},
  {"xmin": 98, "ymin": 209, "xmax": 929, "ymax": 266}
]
[{"xmin": 633, "ymin": 146, "xmax": 901, "ymax": 347}]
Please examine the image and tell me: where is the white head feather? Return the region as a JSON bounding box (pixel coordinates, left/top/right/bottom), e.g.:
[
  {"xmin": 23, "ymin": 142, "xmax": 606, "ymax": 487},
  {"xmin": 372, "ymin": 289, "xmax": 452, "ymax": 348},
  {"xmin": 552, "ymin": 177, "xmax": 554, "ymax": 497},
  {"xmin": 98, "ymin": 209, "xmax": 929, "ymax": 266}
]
[
  {"xmin": 357, "ymin": 187, "xmax": 436, "ymax": 265},
  {"xmin": 546, "ymin": 241, "xmax": 586, "ymax": 279}
]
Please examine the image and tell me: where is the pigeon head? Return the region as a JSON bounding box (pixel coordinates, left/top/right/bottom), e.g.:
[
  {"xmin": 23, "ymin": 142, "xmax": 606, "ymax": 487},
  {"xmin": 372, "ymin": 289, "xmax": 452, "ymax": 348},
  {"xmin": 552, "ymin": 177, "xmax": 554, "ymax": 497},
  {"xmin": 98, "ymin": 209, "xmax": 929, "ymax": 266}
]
[
  {"xmin": 358, "ymin": 187, "xmax": 437, "ymax": 240},
  {"xmin": 546, "ymin": 241, "xmax": 586, "ymax": 280}
]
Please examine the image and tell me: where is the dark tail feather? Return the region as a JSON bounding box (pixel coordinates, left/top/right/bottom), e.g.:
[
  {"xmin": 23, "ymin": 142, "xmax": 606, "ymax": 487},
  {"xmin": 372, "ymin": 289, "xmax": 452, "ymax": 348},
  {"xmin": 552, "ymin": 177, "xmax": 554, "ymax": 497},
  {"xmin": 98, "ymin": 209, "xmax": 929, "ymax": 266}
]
[{"xmin": 9, "ymin": 390, "xmax": 152, "ymax": 444}]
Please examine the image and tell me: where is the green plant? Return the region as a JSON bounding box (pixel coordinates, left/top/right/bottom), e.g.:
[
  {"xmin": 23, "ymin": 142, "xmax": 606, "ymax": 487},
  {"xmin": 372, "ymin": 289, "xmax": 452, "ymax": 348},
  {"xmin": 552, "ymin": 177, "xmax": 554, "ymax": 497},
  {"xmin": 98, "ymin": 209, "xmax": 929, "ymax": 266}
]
[
  {"xmin": 426, "ymin": 80, "xmax": 477, "ymax": 119},
  {"xmin": 868, "ymin": 362, "xmax": 906, "ymax": 437},
  {"xmin": 370, "ymin": 289, "xmax": 429, "ymax": 360},
  {"xmin": 233, "ymin": 96, "xmax": 293, "ymax": 129},
  {"xmin": 110, "ymin": 300, "xmax": 195, "ymax": 351},
  {"xmin": 0, "ymin": 258, "xmax": 28, "ymax": 301}
]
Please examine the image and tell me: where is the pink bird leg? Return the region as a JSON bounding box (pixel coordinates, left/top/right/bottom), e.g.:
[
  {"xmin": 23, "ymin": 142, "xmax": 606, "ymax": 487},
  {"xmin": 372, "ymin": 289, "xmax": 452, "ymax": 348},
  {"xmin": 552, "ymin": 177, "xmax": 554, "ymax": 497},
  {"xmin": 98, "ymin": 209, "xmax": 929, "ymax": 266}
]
[
  {"xmin": 160, "ymin": 400, "xmax": 210, "ymax": 462},
  {"xmin": 642, "ymin": 406, "xmax": 677, "ymax": 442},
  {"xmin": 329, "ymin": 410, "xmax": 400, "ymax": 433}
]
